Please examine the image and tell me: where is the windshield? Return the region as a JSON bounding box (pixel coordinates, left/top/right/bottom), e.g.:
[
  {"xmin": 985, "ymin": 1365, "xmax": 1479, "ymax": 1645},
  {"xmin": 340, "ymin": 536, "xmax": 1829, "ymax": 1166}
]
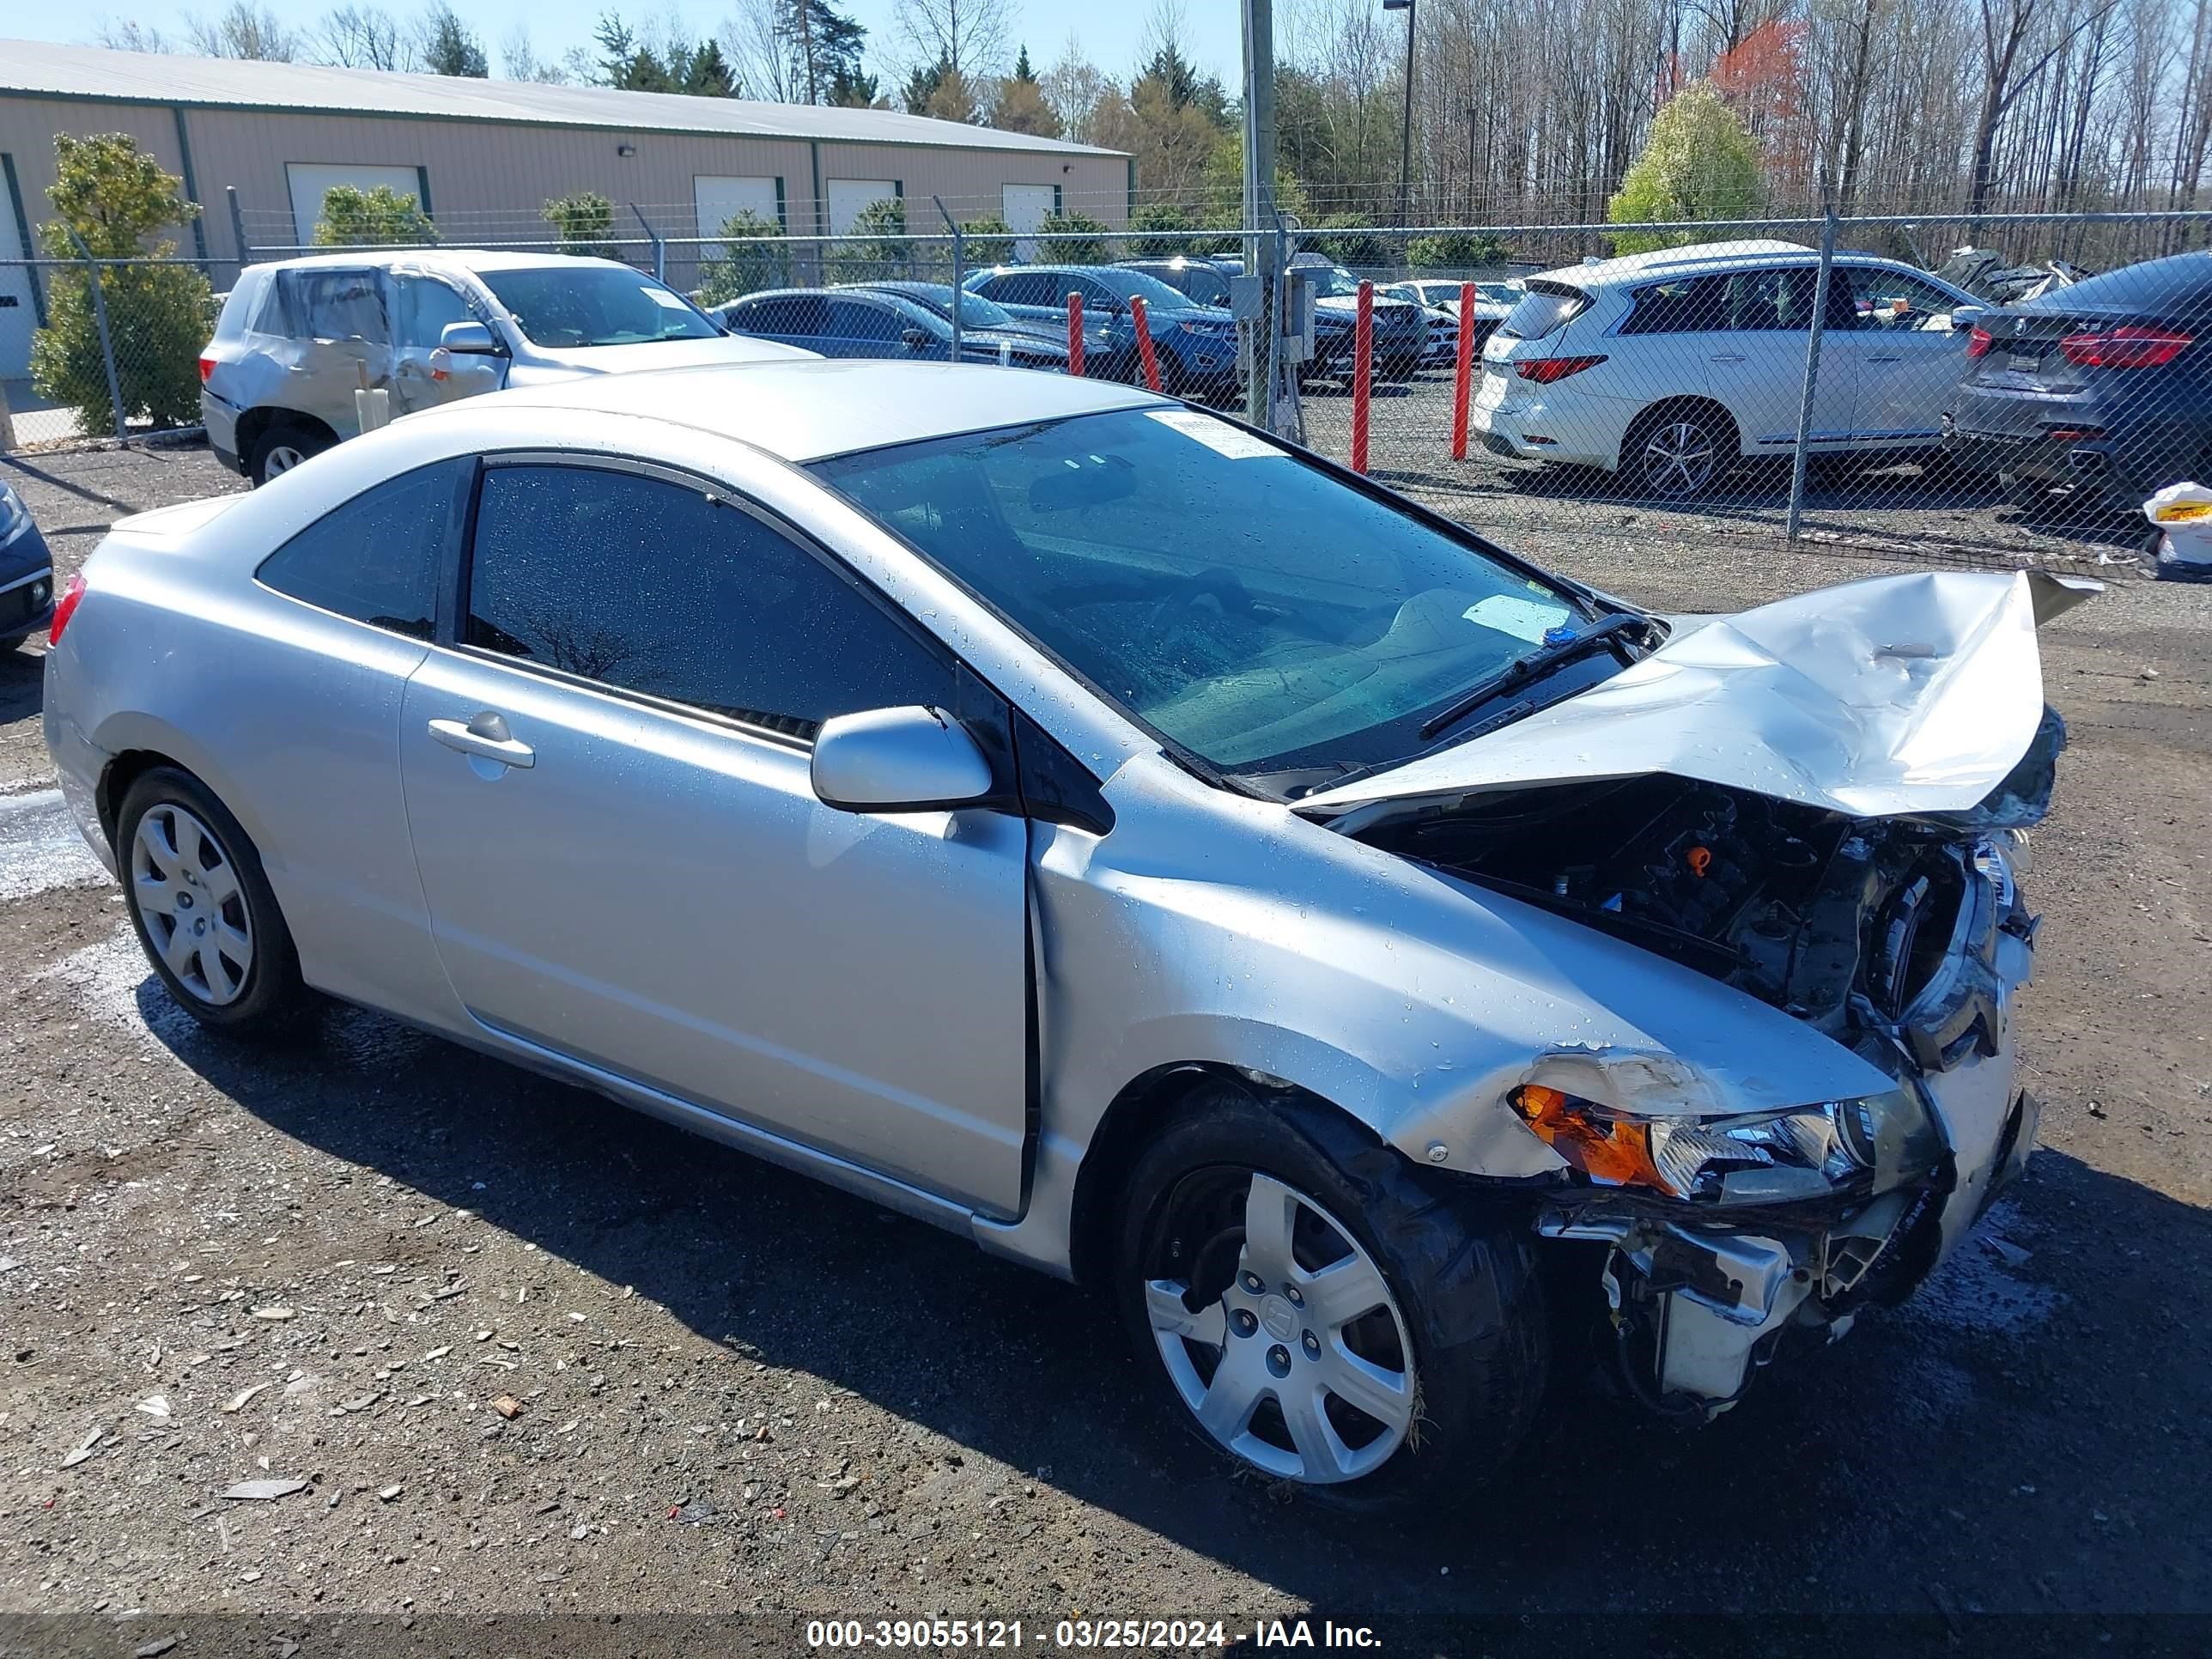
[
  {"xmin": 479, "ymin": 266, "xmax": 721, "ymax": 347},
  {"xmin": 1097, "ymin": 268, "xmax": 1205, "ymax": 310},
  {"xmin": 813, "ymin": 408, "xmax": 1598, "ymax": 778},
  {"xmin": 1309, "ymin": 266, "xmax": 1367, "ymax": 299},
  {"xmin": 876, "ymin": 285, "xmax": 1018, "ymax": 329}
]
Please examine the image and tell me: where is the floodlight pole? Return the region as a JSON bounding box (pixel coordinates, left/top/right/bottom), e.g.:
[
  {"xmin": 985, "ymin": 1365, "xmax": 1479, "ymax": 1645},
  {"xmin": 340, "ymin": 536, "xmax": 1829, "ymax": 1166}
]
[
  {"xmin": 1242, "ymin": 0, "xmax": 1283, "ymax": 430},
  {"xmin": 1386, "ymin": 0, "xmax": 1416, "ymax": 225}
]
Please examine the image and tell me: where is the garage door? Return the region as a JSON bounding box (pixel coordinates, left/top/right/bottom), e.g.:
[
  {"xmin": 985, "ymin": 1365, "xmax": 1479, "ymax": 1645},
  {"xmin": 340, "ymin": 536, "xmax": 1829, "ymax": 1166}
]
[
  {"xmin": 1001, "ymin": 184, "xmax": 1059, "ymax": 262},
  {"xmin": 694, "ymin": 176, "xmax": 780, "ymax": 248},
  {"xmin": 288, "ymin": 163, "xmax": 424, "ymax": 246},
  {"xmin": 0, "ymin": 161, "xmax": 35, "ymax": 381},
  {"xmin": 826, "ymin": 179, "xmax": 898, "ymax": 234}
]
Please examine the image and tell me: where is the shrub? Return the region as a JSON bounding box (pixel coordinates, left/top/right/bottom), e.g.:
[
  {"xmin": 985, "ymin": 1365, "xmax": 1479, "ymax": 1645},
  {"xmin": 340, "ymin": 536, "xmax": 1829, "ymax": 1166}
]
[
  {"xmin": 1607, "ymin": 84, "xmax": 1763, "ymax": 255},
  {"xmin": 544, "ymin": 191, "xmax": 617, "ymax": 259},
  {"xmin": 1310, "ymin": 217, "xmax": 1395, "ymax": 269},
  {"xmin": 958, "ymin": 215, "xmax": 1013, "ymax": 267},
  {"xmin": 1406, "ymin": 229, "xmax": 1511, "ymax": 270},
  {"xmin": 1127, "ymin": 203, "xmax": 1198, "ymax": 258},
  {"xmin": 826, "ymin": 198, "xmax": 908, "ymax": 281},
  {"xmin": 696, "ymin": 209, "xmax": 789, "ymax": 304},
  {"xmin": 29, "ymin": 132, "xmax": 212, "ymax": 434},
  {"xmin": 1037, "ymin": 210, "xmax": 1114, "ymax": 264},
  {"xmin": 313, "ymin": 183, "xmax": 437, "ymax": 248}
]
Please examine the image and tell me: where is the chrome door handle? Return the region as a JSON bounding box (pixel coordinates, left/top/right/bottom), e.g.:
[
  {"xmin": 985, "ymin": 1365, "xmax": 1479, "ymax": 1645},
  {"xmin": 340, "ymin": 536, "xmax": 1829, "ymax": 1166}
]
[
  {"xmin": 428, "ymin": 714, "xmax": 535, "ymax": 769},
  {"xmin": 1708, "ymin": 353, "xmax": 1746, "ymax": 363}
]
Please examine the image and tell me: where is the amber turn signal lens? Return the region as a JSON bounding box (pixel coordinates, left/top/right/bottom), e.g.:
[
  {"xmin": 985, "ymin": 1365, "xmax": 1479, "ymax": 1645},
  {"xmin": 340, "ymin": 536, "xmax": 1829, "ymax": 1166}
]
[{"xmin": 1508, "ymin": 1085, "xmax": 1671, "ymax": 1191}]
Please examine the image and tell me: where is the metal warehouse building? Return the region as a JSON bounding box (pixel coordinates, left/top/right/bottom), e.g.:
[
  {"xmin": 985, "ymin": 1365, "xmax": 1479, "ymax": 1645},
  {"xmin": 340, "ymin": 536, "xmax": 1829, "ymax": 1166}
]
[{"xmin": 0, "ymin": 40, "xmax": 1131, "ymax": 380}]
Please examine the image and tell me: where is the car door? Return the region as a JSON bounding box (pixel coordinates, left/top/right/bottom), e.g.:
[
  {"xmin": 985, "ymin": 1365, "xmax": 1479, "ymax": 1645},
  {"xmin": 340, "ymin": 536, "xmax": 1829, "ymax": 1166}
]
[
  {"xmin": 396, "ymin": 456, "xmax": 1032, "ymax": 1218},
  {"xmin": 388, "ymin": 270, "xmax": 504, "ymax": 414},
  {"xmin": 823, "ymin": 295, "xmax": 933, "ymax": 359},
  {"xmin": 1696, "ymin": 266, "xmax": 1858, "ymax": 453},
  {"xmin": 1837, "ymin": 265, "xmax": 1976, "ymax": 447},
  {"xmin": 275, "ymin": 266, "xmax": 392, "ymax": 438}
]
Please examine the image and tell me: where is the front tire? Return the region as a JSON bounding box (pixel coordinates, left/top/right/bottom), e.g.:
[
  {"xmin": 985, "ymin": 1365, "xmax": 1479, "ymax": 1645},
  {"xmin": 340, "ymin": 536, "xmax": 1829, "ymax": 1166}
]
[
  {"xmin": 1112, "ymin": 1084, "xmax": 1547, "ymax": 1511},
  {"xmin": 117, "ymin": 768, "xmax": 311, "ymax": 1036}
]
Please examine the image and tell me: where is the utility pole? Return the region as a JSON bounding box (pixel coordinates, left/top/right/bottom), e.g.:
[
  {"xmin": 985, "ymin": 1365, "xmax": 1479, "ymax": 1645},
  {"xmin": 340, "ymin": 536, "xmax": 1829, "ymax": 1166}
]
[
  {"xmin": 1242, "ymin": 0, "xmax": 1283, "ymax": 430},
  {"xmin": 1385, "ymin": 0, "xmax": 1417, "ymax": 224}
]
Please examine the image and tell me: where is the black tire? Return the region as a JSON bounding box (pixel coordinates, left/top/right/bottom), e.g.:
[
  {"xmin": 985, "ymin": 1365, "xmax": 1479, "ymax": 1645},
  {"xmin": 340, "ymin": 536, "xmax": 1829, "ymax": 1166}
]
[
  {"xmin": 1620, "ymin": 403, "xmax": 1738, "ymax": 500},
  {"xmin": 116, "ymin": 767, "xmax": 312, "ymax": 1036},
  {"xmin": 247, "ymin": 421, "xmax": 331, "ymax": 487},
  {"xmin": 1112, "ymin": 1083, "xmax": 1547, "ymax": 1514}
]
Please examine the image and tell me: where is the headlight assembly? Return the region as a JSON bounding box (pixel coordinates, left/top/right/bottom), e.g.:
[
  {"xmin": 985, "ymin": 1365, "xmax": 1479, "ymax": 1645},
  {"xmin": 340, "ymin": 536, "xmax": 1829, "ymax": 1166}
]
[
  {"xmin": 1508, "ymin": 1085, "xmax": 1935, "ymax": 1202},
  {"xmin": 0, "ymin": 483, "xmax": 30, "ymax": 549}
]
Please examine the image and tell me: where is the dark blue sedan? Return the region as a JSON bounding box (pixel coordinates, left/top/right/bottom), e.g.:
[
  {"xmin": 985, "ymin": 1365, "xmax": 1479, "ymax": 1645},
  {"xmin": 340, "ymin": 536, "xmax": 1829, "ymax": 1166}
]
[
  {"xmin": 712, "ymin": 285, "xmax": 1071, "ymax": 373},
  {"xmin": 0, "ymin": 477, "xmax": 53, "ymax": 651},
  {"xmin": 959, "ymin": 264, "xmax": 1243, "ymax": 399}
]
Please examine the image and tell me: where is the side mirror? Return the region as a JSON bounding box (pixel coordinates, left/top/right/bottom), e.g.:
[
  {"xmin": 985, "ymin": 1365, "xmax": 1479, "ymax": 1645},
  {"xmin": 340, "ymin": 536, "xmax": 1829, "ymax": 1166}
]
[
  {"xmin": 1948, "ymin": 303, "xmax": 1987, "ymax": 333},
  {"xmin": 811, "ymin": 706, "xmax": 994, "ymax": 814},
  {"xmin": 900, "ymin": 326, "xmax": 932, "ymax": 350},
  {"xmin": 439, "ymin": 319, "xmax": 502, "ymax": 355}
]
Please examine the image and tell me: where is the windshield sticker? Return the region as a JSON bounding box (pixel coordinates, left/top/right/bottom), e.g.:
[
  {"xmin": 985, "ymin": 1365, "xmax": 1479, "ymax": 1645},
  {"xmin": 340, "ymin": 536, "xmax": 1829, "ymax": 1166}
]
[
  {"xmin": 646, "ymin": 288, "xmax": 693, "ymax": 310},
  {"xmin": 1146, "ymin": 408, "xmax": 1279, "ymax": 459},
  {"xmin": 1464, "ymin": 594, "xmax": 1573, "ymax": 642}
]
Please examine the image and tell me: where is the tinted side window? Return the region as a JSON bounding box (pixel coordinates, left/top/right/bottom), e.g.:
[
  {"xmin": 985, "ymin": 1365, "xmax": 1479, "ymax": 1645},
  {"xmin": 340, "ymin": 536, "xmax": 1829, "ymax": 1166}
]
[
  {"xmin": 1723, "ymin": 268, "xmax": 1818, "ymax": 331},
  {"xmin": 827, "ymin": 297, "xmax": 902, "ymax": 341},
  {"xmin": 256, "ymin": 458, "xmax": 461, "ymax": 639},
  {"xmin": 1845, "ymin": 267, "xmax": 1960, "ymax": 331},
  {"xmin": 465, "ymin": 465, "xmax": 956, "ymax": 740},
  {"xmin": 739, "ymin": 294, "xmax": 830, "ymax": 336},
  {"xmin": 282, "ymin": 269, "xmax": 388, "ymax": 343},
  {"xmin": 394, "ymin": 276, "xmax": 475, "ymax": 349},
  {"xmin": 986, "ymin": 273, "xmax": 1055, "ymax": 307},
  {"xmin": 1620, "ymin": 276, "xmax": 1729, "ymax": 334}
]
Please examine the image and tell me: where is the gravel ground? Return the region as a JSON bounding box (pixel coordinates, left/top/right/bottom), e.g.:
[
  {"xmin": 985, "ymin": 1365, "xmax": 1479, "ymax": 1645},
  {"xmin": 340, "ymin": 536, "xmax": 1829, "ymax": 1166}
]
[{"xmin": 1, "ymin": 436, "xmax": 2209, "ymax": 1649}]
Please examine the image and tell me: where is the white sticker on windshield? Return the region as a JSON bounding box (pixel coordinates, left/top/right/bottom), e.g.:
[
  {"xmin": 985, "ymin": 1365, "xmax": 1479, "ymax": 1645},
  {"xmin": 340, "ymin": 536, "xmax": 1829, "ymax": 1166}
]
[
  {"xmin": 1146, "ymin": 408, "xmax": 1279, "ymax": 459},
  {"xmin": 646, "ymin": 287, "xmax": 693, "ymax": 310},
  {"xmin": 1463, "ymin": 594, "xmax": 1571, "ymax": 642}
]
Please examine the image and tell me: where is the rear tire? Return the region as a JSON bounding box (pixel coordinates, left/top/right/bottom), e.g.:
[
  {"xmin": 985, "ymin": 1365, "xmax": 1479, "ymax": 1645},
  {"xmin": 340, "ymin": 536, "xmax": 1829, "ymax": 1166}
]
[
  {"xmin": 116, "ymin": 767, "xmax": 312, "ymax": 1037},
  {"xmin": 1112, "ymin": 1083, "xmax": 1547, "ymax": 1514},
  {"xmin": 247, "ymin": 421, "xmax": 331, "ymax": 487},
  {"xmin": 1621, "ymin": 403, "xmax": 1738, "ymax": 500}
]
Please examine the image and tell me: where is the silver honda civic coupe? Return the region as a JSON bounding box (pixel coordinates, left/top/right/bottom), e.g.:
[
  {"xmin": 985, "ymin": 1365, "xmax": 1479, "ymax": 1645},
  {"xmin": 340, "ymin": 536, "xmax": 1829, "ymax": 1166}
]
[{"xmin": 45, "ymin": 361, "xmax": 2077, "ymax": 1510}]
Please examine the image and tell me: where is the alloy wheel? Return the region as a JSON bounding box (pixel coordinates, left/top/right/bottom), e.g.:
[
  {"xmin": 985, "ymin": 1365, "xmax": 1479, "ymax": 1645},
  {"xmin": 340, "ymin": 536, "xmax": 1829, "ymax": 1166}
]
[
  {"xmin": 1640, "ymin": 419, "xmax": 1719, "ymax": 496},
  {"xmin": 262, "ymin": 444, "xmax": 307, "ymax": 477},
  {"xmin": 131, "ymin": 803, "xmax": 254, "ymax": 1006},
  {"xmin": 1144, "ymin": 1170, "xmax": 1417, "ymax": 1484}
]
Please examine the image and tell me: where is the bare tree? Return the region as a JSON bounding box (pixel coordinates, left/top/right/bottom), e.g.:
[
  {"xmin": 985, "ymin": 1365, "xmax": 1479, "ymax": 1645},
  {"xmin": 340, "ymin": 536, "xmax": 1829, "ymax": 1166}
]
[
  {"xmin": 314, "ymin": 5, "xmax": 409, "ymax": 70},
  {"xmin": 185, "ymin": 2, "xmax": 301, "ymax": 59},
  {"xmin": 1967, "ymin": 0, "xmax": 2118, "ymax": 218},
  {"xmin": 1042, "ymin": 32, "xmax": 1110, "ymax": 143},
  {"xmin": 499, "ymin": 22, "xmax": 569, "ymax": 82},
  {"xmin": 723, "ymin": 0, "xmax": 799, "ymax": 100},
  {"xmin": 893, "ymin": 0, "xmax": 1010, "ymax": 82},
  {"xmin": 89, "ymin": 19, "xmax": 177, "ymax": 51}
]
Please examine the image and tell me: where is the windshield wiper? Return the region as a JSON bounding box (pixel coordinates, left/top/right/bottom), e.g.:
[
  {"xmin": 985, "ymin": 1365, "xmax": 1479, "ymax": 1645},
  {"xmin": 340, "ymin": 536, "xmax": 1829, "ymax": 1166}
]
[{"xmin": 1416, "ymin": 612, "xmax": 1660, "ymax": 741}]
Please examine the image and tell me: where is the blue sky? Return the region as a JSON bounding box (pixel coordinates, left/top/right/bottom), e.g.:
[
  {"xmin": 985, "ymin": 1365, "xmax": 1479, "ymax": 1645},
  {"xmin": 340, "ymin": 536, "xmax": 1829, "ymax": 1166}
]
[{"xmin": 37, "ymin": 2, "xmax": 1246, "ymax": 84}]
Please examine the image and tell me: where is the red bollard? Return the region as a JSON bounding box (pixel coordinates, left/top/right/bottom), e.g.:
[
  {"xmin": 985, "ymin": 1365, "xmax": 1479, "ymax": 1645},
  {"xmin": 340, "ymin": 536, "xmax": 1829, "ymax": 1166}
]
[
  {"xmin": 1130, "ymin": 295, "xmax": 1163, "ymax": 392},
  {"xmin": 1451, "ymin": 281, "xmax": 1477, "ymax": 461},
  {"xmin": 1352, "ymin": 280, "xmax": 1374, "ymax": 475},
  {"xmin": 1066, "ymin": 291, "xmax": 1085, "ymax": 377}
]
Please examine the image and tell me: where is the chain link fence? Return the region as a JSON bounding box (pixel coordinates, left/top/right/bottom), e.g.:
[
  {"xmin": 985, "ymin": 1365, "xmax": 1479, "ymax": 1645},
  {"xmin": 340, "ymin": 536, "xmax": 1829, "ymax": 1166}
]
[{"xmin": 6, "ymin": 205, "xmax": 2208, "ymax": 577}]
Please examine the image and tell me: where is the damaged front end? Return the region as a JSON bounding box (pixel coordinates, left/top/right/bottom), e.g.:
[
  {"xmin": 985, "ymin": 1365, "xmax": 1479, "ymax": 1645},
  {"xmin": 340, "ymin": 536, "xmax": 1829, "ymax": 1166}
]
[{"xmin": 1298, "ymin": 572, "xmax": 2080, "ymax": 1417}]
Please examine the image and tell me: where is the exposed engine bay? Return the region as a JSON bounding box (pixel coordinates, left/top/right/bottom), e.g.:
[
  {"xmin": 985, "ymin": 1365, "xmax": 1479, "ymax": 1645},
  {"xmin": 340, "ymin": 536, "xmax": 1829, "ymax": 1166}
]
[{"xmin": 1343, "ymin": 708, "xmax": 2062, "ymax": 1418}]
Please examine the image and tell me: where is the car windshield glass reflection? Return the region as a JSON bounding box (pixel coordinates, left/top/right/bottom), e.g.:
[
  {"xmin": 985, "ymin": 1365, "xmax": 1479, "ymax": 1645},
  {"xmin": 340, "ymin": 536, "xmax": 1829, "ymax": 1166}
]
[
  {"xmin": 814, "ymin": 409, "xmax": 1597, "ymax": 778},
  {"xmin": 478, "ymin": 267, "xmax": 721, "ymax": 347}
]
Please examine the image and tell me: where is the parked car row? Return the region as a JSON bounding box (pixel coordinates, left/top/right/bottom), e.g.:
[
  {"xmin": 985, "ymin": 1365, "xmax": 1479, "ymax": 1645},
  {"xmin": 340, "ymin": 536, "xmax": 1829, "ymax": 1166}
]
[{"xmin": 1471, "ymin": 238, "xmax": 2212, "ymax": 507}]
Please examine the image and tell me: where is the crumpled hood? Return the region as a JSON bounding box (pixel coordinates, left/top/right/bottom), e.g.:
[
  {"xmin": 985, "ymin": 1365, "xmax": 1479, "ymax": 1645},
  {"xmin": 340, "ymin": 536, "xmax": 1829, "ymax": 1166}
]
[
  {"xmin": 1301, "ymin": 569, "xmax": 2097, "ymax": 824},
  {"xmin": 519, "ymin": 335, "xmax": 818, "ymax": 376}
]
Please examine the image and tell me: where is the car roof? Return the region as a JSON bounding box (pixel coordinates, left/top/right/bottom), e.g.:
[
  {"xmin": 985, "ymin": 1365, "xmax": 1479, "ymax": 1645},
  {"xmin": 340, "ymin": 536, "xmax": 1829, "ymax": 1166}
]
[
  {"xmin": 432, "ymin": 359, "xmax": 1160, "ymax": 462},
  {"xmin": 1534, "ymin": 239, "xmax": 1820, "ymax": 289},
  {"xmin": 245, "ymin": 247, "xmax": 648, "ymax": 276}
]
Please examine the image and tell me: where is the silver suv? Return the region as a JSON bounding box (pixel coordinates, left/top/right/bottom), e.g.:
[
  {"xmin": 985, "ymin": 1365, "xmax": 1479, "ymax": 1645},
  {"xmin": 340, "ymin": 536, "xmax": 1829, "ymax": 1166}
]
[{"xmin": 200, "ymin": 250, "xmax": 811, "ymax": 484}]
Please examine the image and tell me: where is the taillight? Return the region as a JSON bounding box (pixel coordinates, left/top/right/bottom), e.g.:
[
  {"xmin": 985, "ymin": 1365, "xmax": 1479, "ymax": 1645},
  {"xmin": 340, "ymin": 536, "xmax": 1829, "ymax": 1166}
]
[
  {"xmin": 1516, "ymin": 354, "xmax": 1607, "ymax": 384},
  {"xmin": 1966, "ymin": 326, "xmax": 1993, "ymax": 359},
  {"xmin": 198, "ymin": 355, "xmax": 216, "ymax": 383},
  {"xmin": 2059, "ymin": 325, "xmax": 2191, "ymax": 368},
  {"xmin": 49, "ymin": 572, "xmax": 86, "ymax": 644}
]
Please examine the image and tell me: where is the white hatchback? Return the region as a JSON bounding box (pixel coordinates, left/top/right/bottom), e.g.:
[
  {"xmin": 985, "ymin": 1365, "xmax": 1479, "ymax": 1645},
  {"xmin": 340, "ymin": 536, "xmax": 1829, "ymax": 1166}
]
[{"xmin": 1470, "ymin": 240, "xmax": 1981, "ymax": 496}]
